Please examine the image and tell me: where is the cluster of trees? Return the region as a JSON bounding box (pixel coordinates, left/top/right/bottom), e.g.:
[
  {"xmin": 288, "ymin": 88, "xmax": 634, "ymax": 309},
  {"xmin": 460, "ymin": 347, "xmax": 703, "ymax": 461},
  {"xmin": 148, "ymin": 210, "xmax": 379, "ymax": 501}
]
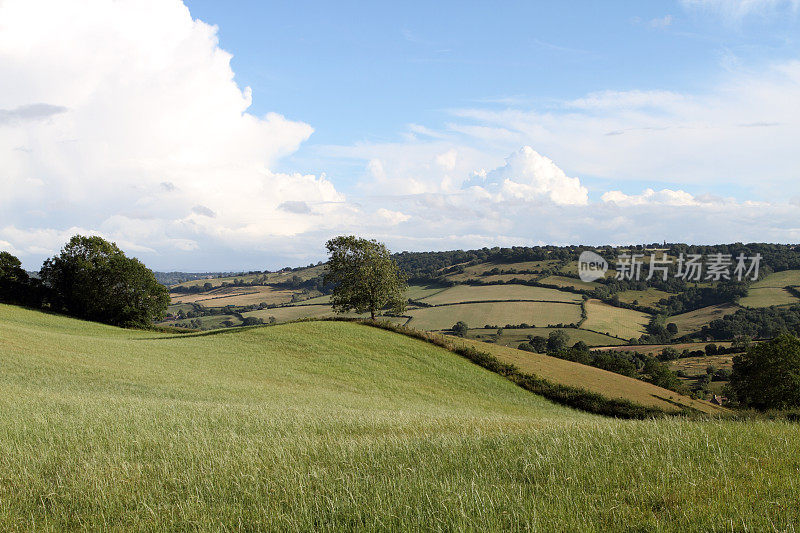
[
  {"xmin": 515, "ymin": 329, "xmax": 800, "ymax": 411},
  {"xmin": 394, "ymin": 250, "xmax": 489, "ymax": 281},
  {"xmin": 659, "ymin": 283, "xmax": 749, "ymax": 316},
  {"xmin": 171, "ymin": 315, "xmax": 276, "ymax": 330},
  {"xmin": 0, "ymin": 236, "xmax": 168, "ymax": 328},
  {"xmin": 516, "ymin": 331, "xmax": 685, "ymax": 393},
  {"xmin": 676, "ymin": 365, "xmax": 732, "ymax": 398},
  {"xmin": 169, "ymin": 304, "xmax": 244, "ymax": 320},
  {"xmin": 657, "ymin": 342, "xmax": 745, "ymax": 362},
  {"xmin": 635, "ymin": 315, "xmax": 679, "ymax": 345},
  {"xmin": 701, "ymin": 305, "xmax": 800, "ymax": 340},
  {"xmin": 272, "ymin": 274, "xmax": 330, "ymax": 293},
  {"xmin": 395, "ymin": 242, "xmax": 800, "ymax": 284},
  {"xmin": 661, "ymin": 339, "xmax": 750, "ymax": 360}
]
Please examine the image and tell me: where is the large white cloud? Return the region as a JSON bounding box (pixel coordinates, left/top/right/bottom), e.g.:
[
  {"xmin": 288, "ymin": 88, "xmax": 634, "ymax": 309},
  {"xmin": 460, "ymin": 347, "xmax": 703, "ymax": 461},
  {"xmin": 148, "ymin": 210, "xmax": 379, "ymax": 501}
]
[
  {"xmin": 0, "ymin": 0, "xmax": 351, "ymax": 268},
  {"xmin": 464, "ymin": 146, "xmax": 588, "ymax": 205}
]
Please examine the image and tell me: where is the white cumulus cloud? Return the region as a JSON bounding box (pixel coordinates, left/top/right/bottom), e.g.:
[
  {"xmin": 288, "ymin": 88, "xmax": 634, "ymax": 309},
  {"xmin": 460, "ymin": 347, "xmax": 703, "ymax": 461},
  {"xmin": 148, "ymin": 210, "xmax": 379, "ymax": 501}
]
[
  {"xmin": 464, "ymin": 147, "xmax": 588, "ymax": 205},
  {"xmin": 601, "ymin": 188, "xmax": 705, "ymax": 206},
  {"xmin": 0, "ymin": 0, "xmax": 350, "ymax": 268}
]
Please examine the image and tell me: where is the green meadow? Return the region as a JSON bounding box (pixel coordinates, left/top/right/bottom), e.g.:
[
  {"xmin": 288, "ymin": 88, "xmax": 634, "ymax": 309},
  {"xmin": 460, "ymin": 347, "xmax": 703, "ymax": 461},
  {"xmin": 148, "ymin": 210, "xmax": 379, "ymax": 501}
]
[
  {"xmin": 3, "ymin": 303, "xmax": 799, "ymax": 531},
  {"xmin": 406, "ymin": 301, "xmax": 582, "ymax": 330}
]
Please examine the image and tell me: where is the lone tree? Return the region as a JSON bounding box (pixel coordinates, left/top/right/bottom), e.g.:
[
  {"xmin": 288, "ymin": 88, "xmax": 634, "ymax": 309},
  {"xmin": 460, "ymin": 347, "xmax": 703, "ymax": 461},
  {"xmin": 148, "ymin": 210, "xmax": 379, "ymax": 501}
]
[
  {"xmin": 40, "ymin": 235, "xmax": 169, "ymax": 327},
  {"xmin": 728, "ymin": 334, "xmax": 800, "ymax": 410},
  {"xmin": 324, "ymin": 236, "xmax": 406, "ymax": 320}
]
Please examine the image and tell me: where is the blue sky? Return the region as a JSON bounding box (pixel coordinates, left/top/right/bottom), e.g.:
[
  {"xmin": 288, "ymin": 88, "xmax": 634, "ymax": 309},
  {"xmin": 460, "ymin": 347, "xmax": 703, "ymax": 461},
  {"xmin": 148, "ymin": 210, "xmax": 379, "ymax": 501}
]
[
  {"xmin": 2, "ymin": 0, "xmax": 800, "ymax": 270},
  {"xmin": 184, "ymin": 0, "xmax": 800, "ymax": 194}
]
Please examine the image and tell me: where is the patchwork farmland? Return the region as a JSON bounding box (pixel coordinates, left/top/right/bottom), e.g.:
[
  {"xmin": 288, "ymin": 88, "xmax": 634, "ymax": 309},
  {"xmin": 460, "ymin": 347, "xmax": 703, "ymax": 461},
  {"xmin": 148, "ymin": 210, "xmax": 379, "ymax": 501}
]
[{"xmin": 159, "ymin": 258, "xmax": 800, "ymax": 404}]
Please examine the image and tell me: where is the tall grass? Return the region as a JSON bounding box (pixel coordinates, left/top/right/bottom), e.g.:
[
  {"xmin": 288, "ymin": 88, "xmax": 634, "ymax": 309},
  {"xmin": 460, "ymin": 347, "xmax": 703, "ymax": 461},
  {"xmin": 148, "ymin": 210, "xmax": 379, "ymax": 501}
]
[{"xmin": 1, "ymin": 304, "xmax": 799, "ymax": 531}]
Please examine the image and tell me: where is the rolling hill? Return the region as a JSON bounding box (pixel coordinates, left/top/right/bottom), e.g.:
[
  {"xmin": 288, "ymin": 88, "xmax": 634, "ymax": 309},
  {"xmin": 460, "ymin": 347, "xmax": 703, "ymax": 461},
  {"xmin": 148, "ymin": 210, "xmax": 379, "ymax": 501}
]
[
  {"xmin": 740, "ymin": 269, "xmax": 800, "ymax": 308},
  {"xmin": 2, "ymin": 304, "xmax": 799, "ymax": 529}
]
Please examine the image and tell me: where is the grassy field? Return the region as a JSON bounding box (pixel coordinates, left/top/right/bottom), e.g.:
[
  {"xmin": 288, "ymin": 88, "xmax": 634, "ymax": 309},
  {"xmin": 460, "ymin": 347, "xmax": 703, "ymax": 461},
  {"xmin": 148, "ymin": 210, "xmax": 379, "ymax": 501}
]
[
  {"xmin": 583, "ymin": 299, "xmax": 651, "ymax": 340},
  {"xmin": 539, "ymin": 275, "xmax": 600, "ymax": 290},
  {"xmin": 242, "ymin": 304, "xmax": 344, "ymax": 322},
  {"xmin": 594, "ymin": 342, "xmax": 733, "ymax": 357},
  {"xmin": 407, "ymin": 301, "xmax": 582, "ymax": 330},
  {"xmin": 615, "ymin": 288, "xmax": 673, "ymax": 307},
  {"xmin": 172, "ymin": 285, "xmax": 297, "ymax": 307},
  {"xmin": 467, "ymin": 327, "xmax": 626, "ymax": 347},
  {"xmin": 448, "ymin": 336, "xmax": 723, "ymax": 414},
  {"xmin": 189, "ymin": 314, "xmax": 242, "ymax": 329},
  {"xmin": 174, "ymin": 265, "xmax": 326, "ymax": 289},
  {"xmin": 669, "ymin": 354, "xmax": 734, "ymax": 376},
  {"xmin": 668, "ymin": 303, "xmax": 740, "ymax": 335},
  {"xmin": 420, "ymin": 284, "xmax": 582, "ymax": 305},
  {"xmin": 165, "ymin": 302, "xmax": 199, "ymax": 314},
  {"xmin": 286, "ymin": 289, "xmax": 448, "ymax": 308},
  {"xmin": 288, "ymin": 293, "xmax": 332, "ymax": 306},
  {"xmin": 443, "ymin": 260, "xmax": 556, "ymax": 282},
  {"xmin": 739, "ymin": 269, "xmax": 800, "ymax": 308},
  {"xmin": 557, "ymin": 260, "xmax": 619, "ymax": 280},
  {"xmin": 469, "ymin": 272, "xmax": 542, "ymax": 283},
  {"xmin": 405, "ymin": 283, "xmax": 450, "ymax": 301},
  {"xmin": 740, "ymin": 287, "xmax": 800, "ymax": 308},
  {"xmin": 457, "ymin": 260, "xmax": 557, "ymax": 275},
  {"xmin": 158, "ymin": 310, "xmax": 243, "ymax": 330},
  {"xmin": 751, "ymin": 269, "xmax": 800, "ymax": 288},
  {"xmin": 2, "ymin": 304, "xmax": 800, "ymax": 530}
]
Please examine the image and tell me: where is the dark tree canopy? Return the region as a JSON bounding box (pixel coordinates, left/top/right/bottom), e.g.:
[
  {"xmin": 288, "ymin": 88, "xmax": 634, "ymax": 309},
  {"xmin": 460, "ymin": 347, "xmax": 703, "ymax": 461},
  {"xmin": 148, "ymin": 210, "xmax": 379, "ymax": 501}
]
[
  {"xmin": 452, "ymin": 321, "xmax": 469, "ymax": 337},
  {"xmin": 0, "ymin": 251, "xmax": 35, "ymax": 306},
  {"xmin": 324, "ymin": 236, "xmax": 406, "ymax": 320},
  {"xmin": 40, "ymin": 235, "xmax": 169, "ymax": 327},
  {"xmin": 729, "ymin": 334, "xmax": 800, "ymax": 411},
  {"xmin": 547, "ymin": 329, "xmax": 570, "ymax": 353}
]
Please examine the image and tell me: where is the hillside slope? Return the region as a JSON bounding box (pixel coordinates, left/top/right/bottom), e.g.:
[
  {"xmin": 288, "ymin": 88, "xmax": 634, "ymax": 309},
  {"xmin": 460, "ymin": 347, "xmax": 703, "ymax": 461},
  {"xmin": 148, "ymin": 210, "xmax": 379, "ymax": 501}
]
[
  {"xmin": 1, "ymin": 304, "xmax": 799, "ymax": 531},
  {"xmin": 447, "ymin": 336, "xmax": 725, "ymax": 414},
  {"xmin": 0, "ymin": 304, "xmax": 571, "ymax": 422}
]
